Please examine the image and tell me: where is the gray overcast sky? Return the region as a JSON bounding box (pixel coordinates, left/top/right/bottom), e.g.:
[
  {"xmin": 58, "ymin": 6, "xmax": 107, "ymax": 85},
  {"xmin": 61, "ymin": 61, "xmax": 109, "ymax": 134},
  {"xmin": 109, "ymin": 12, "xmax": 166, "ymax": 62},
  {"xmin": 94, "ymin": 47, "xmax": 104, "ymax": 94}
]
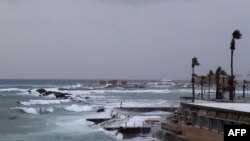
[{"xmin": 0, "ymin": 0, "xmax": 250, "ymax": 80}]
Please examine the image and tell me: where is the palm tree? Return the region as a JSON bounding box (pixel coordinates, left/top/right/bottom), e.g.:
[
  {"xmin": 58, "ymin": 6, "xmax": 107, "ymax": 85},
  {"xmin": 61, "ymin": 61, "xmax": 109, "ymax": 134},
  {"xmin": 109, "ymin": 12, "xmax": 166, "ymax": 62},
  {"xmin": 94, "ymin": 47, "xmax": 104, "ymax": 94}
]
[
  {"xmin": 215, "ymin": 66, "xmax": 227, "ymax": 99},
  {"xmin": 207, "ymin": 70, "xmax": 214, "ymax": 100},
  {"xmin": 229, "ymin": 30, "xmax": 242, "ymax": 101},
  {"xmin": 200, "ymin": 75, "xmax": 206, "ymax": 100},
  {"xmin": 243, "ymin": 80, "xmax": 247, "ymax": 99},
  {"xmin": 191, "ymin": 57, "xmax": 200, "ymax": 102}
]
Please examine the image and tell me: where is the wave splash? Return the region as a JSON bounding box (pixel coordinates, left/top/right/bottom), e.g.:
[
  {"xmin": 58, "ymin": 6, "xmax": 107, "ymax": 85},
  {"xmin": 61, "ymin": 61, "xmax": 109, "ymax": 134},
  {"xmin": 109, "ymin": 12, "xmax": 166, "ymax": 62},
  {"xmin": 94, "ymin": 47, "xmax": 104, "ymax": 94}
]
[
  {"xmin": 20, "ymin": 99, "xmax": 71, "ymax": 106},
  {"xmin": 0, "ymin": 88, "xmax": 27, "ymax": 92},
  {"xmin": 13, "ymin": 107, "xmax": 54, "ymax": 114},
  {"xmin": 64, "ymin": 104, "xmax": 93, "ymax": 112}
]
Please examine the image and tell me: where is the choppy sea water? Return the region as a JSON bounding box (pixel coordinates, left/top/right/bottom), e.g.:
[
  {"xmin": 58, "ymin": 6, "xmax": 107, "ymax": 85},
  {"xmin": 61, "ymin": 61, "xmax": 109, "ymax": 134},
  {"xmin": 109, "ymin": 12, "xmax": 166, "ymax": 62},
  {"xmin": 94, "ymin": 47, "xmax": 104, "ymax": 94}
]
[{"xmin": 0, "ymin": 79, "xmax": 198, "ymax": 141}]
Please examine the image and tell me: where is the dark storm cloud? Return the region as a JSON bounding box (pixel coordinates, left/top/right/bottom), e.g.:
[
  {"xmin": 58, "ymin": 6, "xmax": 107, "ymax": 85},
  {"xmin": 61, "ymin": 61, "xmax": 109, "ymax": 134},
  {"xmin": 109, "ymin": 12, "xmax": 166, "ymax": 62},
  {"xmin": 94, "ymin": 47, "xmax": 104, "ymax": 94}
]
[
  {"xmin": 0, "ymin": 0, "xmax": 249, "ymax": 80},
  {"xmin": 97, "ymin": 0, "xmax": 196, "ymax": 6},
  {"xmin": 97, "ymin": 0, "xmax": 166, "ymax": 6}
]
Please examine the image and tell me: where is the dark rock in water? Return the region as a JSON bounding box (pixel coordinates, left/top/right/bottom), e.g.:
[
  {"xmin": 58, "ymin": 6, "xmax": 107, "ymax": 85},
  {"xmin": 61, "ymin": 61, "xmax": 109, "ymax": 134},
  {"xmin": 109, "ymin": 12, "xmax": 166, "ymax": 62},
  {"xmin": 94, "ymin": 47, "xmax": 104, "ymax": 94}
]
[
  {"xmin": 36, "ymin": 88, "xmax": 47, "ymax": 94},
  {"xmin": 85, "ymin": 97, "xmax": 89, "ymax": 99},
  {"xmin": 42, "ymin": 91, "xmax": 54, "ymax": 96},
  {"xmin": 53, "ymin": 92, "xmax": 71, "ymax": 98},
  {"xmin": 96, "ymin": 108, "xmax": 105, "ymax": 112},
  {"xmin": 28, "ymin": 90, "xmax": 31, "ymax": 94},
  {"xmin": 36, "ymin": 88, "xmax": 71, "ymax": 99}
]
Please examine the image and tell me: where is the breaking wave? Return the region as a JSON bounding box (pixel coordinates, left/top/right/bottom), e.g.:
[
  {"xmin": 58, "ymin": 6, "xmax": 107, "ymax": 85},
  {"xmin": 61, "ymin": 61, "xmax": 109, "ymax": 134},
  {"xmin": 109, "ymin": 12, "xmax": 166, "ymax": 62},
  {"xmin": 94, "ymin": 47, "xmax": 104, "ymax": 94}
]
[
  {"xmin": 59, "ymin": 83, "xmax": 84, "ymax": 90},
  {"xmin": 0, "ymin": 88, "xmax": 27, "ymax": 92},
  {"xmin": 13, "ymin": 107, "xmax": 54, "ymax": 114},
  {"xmin": 20, "ymin": 99, "xmax": 71, "ymax": 106},
  {"xmin": 64, "ymin": 104, "xmax": 93, "ymax": 112}
]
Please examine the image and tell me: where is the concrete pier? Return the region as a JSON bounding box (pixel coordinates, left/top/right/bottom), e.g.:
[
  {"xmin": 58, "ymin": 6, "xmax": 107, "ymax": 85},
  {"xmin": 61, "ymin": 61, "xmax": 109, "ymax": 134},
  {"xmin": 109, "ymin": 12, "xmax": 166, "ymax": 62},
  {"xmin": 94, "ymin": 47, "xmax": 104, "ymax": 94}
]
[
  {"xmin": 115, "ymin": 107, "xmax": 177, "ymax": 113},
  {"xmin": 87, "ymin": 107, "xmax": 177, "ymax": 140}
]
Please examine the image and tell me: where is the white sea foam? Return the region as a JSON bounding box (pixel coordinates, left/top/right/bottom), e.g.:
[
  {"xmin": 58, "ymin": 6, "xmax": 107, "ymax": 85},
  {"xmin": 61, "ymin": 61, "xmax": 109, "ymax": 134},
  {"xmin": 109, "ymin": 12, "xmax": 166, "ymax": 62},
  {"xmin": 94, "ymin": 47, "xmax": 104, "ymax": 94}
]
[
  {"xmin": 171, "ymin": 89, "xmax": 192, "ymax": 93},
  {"xmin": 71, "ymin": 96, "xmax": 87, "ymax": 102},
  {"xmin": 44, "ymin": 88, "xmax": 60, "ymax": 92},
  {"xmin": 121, "ymin": 116, "xmax": 161, "ymax": 127},
  {"xmin": 42, "ymin": 107, "xmax": 54, "ymax": 113},
  {"xmin": 56, "ymin": 88, "xmax": 231, "ymax": 96},
  {"xmin": 168, "ymin": 89, "xmax": 214, "ymax": 94},
  {"xmin": 0, "ymin": 88, "xmax": 27, "ymax": 92},
  {"xmin": 13, "ymin": 107, "xmax": 54, "ymax": 114},
  {"xmin": 61, "ymin": 83, "xmax": 83, "ymax": 89},
  {"xmin": 20, "ymin": 99, "xmax": 71, "ymax": 106},
  {"xmin": 64, "ymin": 104, "xmax": 93, "ymax": 112},
  {"xmin": 62, "ymin": 89, "xmax": 170, "ymax": 95},
  {"xmin": 51, "ymin": 118, "xmax": 97, "ymax": 135},
  {"xmin": 142, "ymin": 111, "xmax": 172, "ymax": 116},
  {"xmin": 53, "ymin": 90, "xmax": 88, "ymax": 95},
  {"xmin": 104, "ymin": 100, "xmax": 172, "ymax": 108},
  {"xmin": 102, "ymin": 89, "xmax": 169, "ymax": 94},
  {"xmin": 45, "ymin": 94, "xmax": 57, "ymax": 99},
  {"xmin": 19, "ymin": 107, "xmax": 39, "ymax": 114}
]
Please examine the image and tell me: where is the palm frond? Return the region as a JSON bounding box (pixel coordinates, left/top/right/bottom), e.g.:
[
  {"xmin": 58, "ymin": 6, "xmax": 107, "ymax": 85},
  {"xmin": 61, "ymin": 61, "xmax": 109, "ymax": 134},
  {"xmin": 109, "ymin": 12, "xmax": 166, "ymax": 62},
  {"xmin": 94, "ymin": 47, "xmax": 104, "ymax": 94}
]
[
  {"xmin": 192, "ymin": 57, "xmax": 200, "ymax": 68},
  {"xmin": 232, "ymin": 30, "xmax": 242, "ymax": 39},
  {"xmin": 215, "ymin": 66, "xmax": 222, "ymax": 74},
  {"xmin": 220, "ymin": 70, "xmax": 227, "ymax": 75},
  {"xmin": 208, "ymin": 70, "xmax": 214, "ymax": 75},
  {"xmin": 243, "ymin": 80, "xmax": 248, "ymax": 85}
]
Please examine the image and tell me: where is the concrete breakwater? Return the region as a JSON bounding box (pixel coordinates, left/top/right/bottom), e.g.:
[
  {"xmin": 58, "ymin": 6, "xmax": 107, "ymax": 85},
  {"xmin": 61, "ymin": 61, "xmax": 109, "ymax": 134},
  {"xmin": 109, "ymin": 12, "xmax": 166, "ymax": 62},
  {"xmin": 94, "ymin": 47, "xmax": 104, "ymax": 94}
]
[{"xmin": 151, "ymin": 130, "xmax": 191, "ymax": 141}]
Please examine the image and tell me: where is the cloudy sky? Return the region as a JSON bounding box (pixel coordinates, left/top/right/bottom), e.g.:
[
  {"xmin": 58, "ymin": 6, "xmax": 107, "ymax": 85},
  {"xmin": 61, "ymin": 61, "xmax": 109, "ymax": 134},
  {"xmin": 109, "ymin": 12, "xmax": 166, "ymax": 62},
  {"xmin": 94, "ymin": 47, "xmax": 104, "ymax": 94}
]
[{"xmin": 0, "ymin": 0, "xmax": 249, "ymax": 80}]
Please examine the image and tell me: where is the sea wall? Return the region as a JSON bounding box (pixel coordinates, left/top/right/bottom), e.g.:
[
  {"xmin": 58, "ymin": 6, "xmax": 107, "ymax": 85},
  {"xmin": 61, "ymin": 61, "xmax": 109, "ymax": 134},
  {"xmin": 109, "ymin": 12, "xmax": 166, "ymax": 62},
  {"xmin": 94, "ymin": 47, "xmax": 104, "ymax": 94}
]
[
  {"xmin": 151, "ymin": 129, "xmax": 191, "ymax": 141},
  {"xmin": 118, "ymin": 127, "xmax": 151, "ymax": 139}
]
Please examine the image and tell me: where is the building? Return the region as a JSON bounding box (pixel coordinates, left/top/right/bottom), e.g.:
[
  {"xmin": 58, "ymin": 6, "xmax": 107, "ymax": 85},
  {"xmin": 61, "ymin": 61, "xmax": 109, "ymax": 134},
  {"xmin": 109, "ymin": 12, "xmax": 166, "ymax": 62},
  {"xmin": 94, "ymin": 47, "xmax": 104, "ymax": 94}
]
[{"xmin": 161, "ymin": 100, "xmax": 250, "ymax": 141}]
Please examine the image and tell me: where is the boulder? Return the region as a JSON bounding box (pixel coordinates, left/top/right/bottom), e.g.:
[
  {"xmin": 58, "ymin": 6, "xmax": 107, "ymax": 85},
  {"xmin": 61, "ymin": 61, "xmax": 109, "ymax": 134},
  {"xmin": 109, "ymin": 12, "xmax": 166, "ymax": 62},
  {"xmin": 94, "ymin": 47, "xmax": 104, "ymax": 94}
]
[
  {"xmin": 36, "ymin": 88, "xmax": 47, "ymax": 94},
  {"xmin": 96, "ymin": 108, "xmax": 105, "ymax": 112},
  {"xmin": 53, "ymin": 92, "xmax": 71, "ymax": 98}
]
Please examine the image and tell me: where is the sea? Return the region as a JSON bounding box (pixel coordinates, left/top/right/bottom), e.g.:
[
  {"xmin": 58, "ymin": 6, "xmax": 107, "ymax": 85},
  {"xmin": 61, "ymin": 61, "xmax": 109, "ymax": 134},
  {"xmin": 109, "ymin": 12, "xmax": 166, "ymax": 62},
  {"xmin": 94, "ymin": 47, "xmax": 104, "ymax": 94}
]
[{"xmin": 0, "ymin": 79, "xmax": 219, "ymax": 141}]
